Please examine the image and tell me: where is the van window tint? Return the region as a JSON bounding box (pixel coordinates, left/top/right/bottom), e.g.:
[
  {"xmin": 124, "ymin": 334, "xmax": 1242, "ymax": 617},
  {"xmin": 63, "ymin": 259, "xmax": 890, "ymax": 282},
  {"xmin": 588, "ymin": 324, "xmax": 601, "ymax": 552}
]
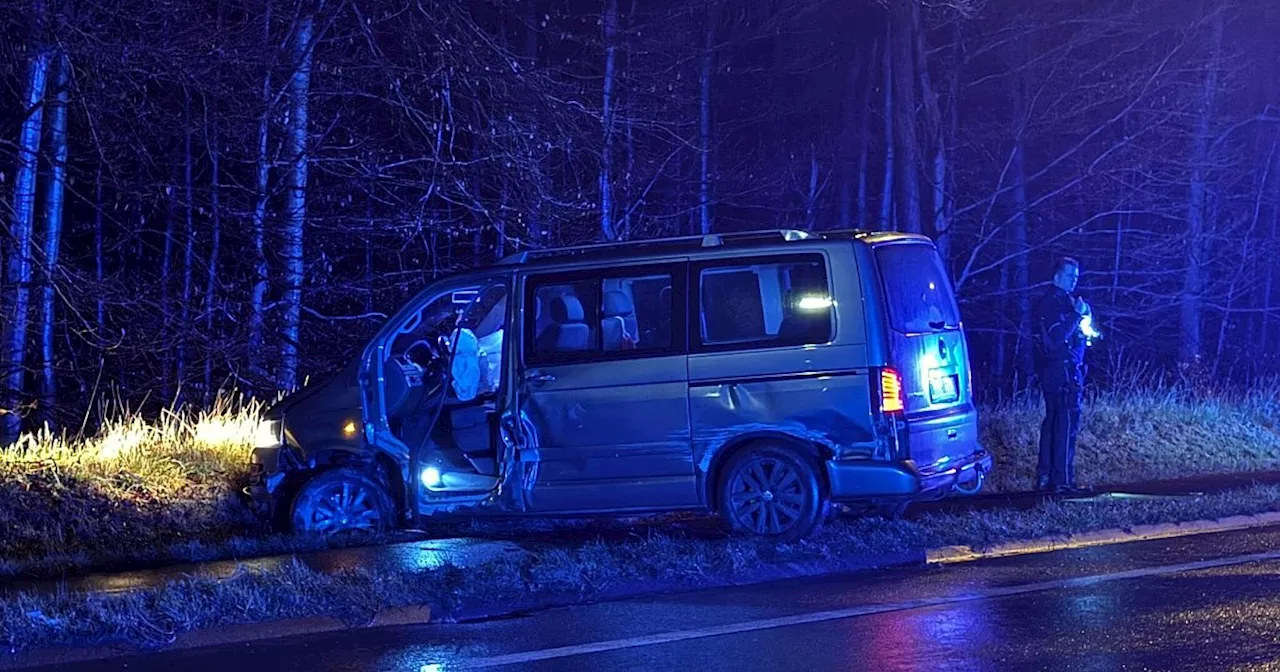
[
  {"xmin": 698, "ymin": 257, "xmax": 832, "ymax": 348},
  {"xmin": 874, "ymin": 244, "xmax": 960, "ymax": 333},
  {"xmin": 530, "ymin": 271, "xmax": 673, "ymax": 359}
]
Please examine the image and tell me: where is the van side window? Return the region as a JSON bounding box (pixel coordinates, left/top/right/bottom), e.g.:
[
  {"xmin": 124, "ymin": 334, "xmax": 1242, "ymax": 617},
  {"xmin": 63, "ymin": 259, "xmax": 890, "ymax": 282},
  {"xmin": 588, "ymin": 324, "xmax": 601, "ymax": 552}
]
[
  {"xmin": 529, "ymin": 270, "xmax": 674, "ymax": 360},
  {"xmin": 697, "ymin": 256, "xmax": 832, "ymax": 349}
]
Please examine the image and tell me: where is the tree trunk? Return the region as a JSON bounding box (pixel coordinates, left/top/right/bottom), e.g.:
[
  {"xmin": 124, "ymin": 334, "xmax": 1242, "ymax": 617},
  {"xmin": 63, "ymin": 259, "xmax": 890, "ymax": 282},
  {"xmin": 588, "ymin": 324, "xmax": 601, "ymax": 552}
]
[
  {"xmin": 946, "ymin": 32, "xmax": 959, "ymax": 249},
  {"xmin": 204, "ymin": 122, "xmax": 222, "ymax": 403},
  {"xmin": 1, "ymin": 24, "xmax": 50, "ymax": 442},
  {"xmin": 1181, "ymin": 10, "xmax": 1223, "ymax": 366},
  {"xmin": 364, "ymin": 189, "xmax": 374, "ymax": 313},
  {"xmin": 249, "ymin": 2, "xmax": 273, "ymax": 381},
  {"xmin": 1012, "ymin": 78, "xmax": 1032, "ymax": 383},
  {"xmin": 890, "ymin": 1, "xmax": 922, "ymax": 234},
  {"xmin": 839, "ymin": 49, "xmax": 860, "ymax": 230},
  {"xmin": 995, "ymin": 226, "xmax": 1010, "ymax": 384},
  {"xmin": 178, "ymin": 90, "xmax": 196, "ymax": 402},
  {"xmin": 497, "ymin": 185, "xmax": 508, "ymax": 257},
  {"xmin": 916, "ymin": 19, "xmax": 953, "ymax": 267},
  {"xmin": 280, "ymin": 10, "xmax": 315, "ymax": 391},
  {"xmin": 37, "ymin": 52, "xmax": 68, "ymax": 427},
  {"xmin": 1111, "ymin": 212, "xmax": 1125, "ymax": 304},
  {"xmin": 523, "ymin": 0, "xmax": 541, "ymax": 247},
  {"xmin": 161, "ymin": 183, "xmax": 176, "ymax": 404},
  {"xmin": 94, "ymin": 168, "xmax": 104, "ymax": 333},
  {"xmin": 600, "ymin": 0, "xmax": 618, "ymax": 241},
  {"xmin": 805, "ymin": 148, "xmax": 819, "ymax": 231},
  {"xmin": 698, "ymin": 2, "xmax": 715, "ymax": 235},
  {"xmin": 857, "ymin": 38, "xmax": 876, "ymax": 231},
  {"xmin": 879, "ymin": 21, "xmax": 894, "ymax": 231},
  {"xmin": 623, "ymin": 93, "xmax": 634, "ymax": 239}
]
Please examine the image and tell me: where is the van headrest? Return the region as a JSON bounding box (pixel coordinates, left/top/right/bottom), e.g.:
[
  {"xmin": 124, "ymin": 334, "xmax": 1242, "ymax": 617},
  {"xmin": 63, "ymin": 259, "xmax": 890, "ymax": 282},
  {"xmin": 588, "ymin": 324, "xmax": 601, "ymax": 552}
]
[
  {"xmin": 551, "ymin": 295, "xmax": 585, "ymax": 323},
  {"xmin": 602, "ymin": 291, "xmax": 634, "ymax": 318}
]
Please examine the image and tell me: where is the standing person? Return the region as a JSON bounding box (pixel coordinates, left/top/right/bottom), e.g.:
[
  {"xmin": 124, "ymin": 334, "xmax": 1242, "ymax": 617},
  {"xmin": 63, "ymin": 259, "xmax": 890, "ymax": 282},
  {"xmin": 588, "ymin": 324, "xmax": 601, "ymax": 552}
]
[{"xmin": 1033, "ymin": 257, "xmax": 1094, "ymax": 494}]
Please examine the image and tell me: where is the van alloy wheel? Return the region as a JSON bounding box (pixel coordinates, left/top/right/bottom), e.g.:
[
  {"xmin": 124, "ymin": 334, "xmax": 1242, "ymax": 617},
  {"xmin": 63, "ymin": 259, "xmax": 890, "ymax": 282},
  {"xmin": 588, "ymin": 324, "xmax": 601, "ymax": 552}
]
[
  {"xmin": 290, "ymin": 468, "xmax": 392, "ymax": 534},
  {"xmin": 719, "ymin": 445, "xmax": 827, "ymax": 542}
]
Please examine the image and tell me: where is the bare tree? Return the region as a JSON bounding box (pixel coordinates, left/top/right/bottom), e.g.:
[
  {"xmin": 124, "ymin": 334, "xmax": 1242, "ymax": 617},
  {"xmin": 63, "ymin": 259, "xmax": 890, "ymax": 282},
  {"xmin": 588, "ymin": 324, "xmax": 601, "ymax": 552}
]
[{"xmin": 2, "ymin": 1, "xmax": 51, "ymax": 442}]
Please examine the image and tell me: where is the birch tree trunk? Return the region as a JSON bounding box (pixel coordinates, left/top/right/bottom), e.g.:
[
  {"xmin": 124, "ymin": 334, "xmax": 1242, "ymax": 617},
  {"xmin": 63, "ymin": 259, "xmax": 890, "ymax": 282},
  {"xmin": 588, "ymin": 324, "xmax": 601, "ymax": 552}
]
[
  {"xmin": 37, "ymin": 52, "xmax": 69, "ymax": 426},
  {"xmin": 1, "ymin": 17, "xmax": 50, "ymax": 442},
  {"xmin": 280, "ymin": 10, "xmax": 315, "ymax": 391}
]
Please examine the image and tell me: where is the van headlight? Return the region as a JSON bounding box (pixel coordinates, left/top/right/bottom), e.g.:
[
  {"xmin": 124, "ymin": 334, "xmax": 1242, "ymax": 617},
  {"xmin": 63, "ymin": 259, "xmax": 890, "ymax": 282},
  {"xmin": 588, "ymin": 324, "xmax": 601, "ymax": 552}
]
[{"xmin": 253, "ymin": 419, "xmax": 283, "ymax": 449}]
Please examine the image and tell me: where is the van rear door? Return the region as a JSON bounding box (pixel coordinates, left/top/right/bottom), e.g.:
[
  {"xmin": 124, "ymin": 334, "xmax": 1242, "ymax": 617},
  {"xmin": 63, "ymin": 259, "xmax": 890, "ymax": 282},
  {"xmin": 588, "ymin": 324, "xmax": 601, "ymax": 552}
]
[{"xmin": 871, "ymin": 241, "xmax": 980, "ymax": 471}]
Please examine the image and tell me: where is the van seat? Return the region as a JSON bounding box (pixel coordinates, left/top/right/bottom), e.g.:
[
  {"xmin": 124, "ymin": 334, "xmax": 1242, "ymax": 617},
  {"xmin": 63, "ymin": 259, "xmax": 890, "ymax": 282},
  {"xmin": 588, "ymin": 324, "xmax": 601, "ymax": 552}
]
[
  {"xmin": 602, "ymin": 290, "xmax": 638, "ymax": 350},
  {"xmin": 537, "ymin": 295, "xmax": 591, "ymax": 352}
]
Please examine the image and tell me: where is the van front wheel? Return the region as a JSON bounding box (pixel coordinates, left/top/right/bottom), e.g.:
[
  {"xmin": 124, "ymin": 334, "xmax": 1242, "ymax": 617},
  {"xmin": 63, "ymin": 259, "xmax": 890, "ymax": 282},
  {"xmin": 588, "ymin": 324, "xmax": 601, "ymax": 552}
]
[
  {"xmin": 718, "ymin": 445, "xmax": 827, "ymax": 542},
  {"xmin": 290, "ymin": 467, "xmax": 394, "ymax": 535}
]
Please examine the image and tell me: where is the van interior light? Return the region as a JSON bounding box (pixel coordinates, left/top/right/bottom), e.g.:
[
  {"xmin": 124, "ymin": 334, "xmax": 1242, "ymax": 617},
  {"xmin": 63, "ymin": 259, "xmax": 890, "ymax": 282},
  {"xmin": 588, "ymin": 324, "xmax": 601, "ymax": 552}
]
[
  {"xmin": 342, "ymin": 420, "xmax": 357, "ymax": 437},
  {"xmin": 421, "ymin": 467, "xmax": 442, "ymax": 489},
  {"xmin": 797, "ymin": 295, "xmax": 833, "ymax": 311}
]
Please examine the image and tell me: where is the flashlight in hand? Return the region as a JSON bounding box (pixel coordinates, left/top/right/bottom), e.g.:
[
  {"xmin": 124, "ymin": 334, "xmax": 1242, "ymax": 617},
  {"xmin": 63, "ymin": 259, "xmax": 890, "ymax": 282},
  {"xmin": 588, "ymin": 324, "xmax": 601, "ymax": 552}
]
[{"xmin": 1078, "ymin": 301, "xmax": 1101, "ymax": 345}]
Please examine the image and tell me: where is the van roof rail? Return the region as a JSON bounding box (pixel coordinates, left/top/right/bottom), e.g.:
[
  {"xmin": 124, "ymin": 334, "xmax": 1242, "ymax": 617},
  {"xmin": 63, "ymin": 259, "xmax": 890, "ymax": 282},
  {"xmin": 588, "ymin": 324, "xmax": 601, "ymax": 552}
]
[{"xmin": 494, "ymin": 228, "xmax": 822, "ymax": 266}]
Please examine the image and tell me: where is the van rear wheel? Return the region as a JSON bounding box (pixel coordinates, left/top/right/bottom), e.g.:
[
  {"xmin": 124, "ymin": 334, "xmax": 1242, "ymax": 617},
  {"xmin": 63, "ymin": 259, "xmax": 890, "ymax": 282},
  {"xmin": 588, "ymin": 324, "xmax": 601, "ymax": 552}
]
[{"xmin": 718, "ymin": 444, "xmax": 827, "ymax": 542}]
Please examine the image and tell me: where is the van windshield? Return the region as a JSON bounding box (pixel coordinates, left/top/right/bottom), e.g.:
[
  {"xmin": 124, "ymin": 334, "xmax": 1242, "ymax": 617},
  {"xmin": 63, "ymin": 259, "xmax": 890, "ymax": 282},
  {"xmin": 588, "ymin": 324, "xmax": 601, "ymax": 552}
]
[{"xmin": 874, "ymin": 243, "xmax": 960, "ymax": 333}]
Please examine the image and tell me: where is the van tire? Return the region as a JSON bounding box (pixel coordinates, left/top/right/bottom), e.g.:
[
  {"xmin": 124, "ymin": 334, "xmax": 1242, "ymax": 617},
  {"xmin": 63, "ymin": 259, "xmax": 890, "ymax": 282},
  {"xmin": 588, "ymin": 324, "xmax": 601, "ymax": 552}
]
[
  {"xmin": 289, "ymin": 467, "xmax": 395, "ymax": 535},
  {"xmin": 717, "ymin": 444, "xmax": 827, "ymax": 542}
]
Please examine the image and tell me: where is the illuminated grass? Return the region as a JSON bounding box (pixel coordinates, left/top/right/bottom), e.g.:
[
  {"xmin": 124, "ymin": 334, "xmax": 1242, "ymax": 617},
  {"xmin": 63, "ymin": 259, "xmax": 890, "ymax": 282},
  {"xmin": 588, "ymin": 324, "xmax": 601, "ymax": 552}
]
[
  {"xmin": 5, "ymin": 483, "xmax": 1280, "ymax": 653},
  {"xmin": 0, "ymin": 394, "xmax": 268, "ymax": 578}
]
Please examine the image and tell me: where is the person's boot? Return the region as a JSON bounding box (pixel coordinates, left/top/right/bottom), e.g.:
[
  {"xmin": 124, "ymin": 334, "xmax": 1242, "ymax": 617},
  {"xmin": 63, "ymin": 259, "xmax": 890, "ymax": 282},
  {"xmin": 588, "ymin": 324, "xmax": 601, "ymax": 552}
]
[
  {"xmin": 1056, "ymin": 483, "xmax": 1094, "ymax": 496},
  {"xmin": 1035, "ymin": 475, "xmax": 1052, "ymax": 492}
]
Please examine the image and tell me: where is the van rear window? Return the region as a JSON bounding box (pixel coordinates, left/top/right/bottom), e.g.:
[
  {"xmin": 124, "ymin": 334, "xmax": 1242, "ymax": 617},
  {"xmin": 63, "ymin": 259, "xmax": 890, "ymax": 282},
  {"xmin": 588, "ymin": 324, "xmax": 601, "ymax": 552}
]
[{"xmin": 874, "ymin": 244, "xmax": 960, "ymax": 333}]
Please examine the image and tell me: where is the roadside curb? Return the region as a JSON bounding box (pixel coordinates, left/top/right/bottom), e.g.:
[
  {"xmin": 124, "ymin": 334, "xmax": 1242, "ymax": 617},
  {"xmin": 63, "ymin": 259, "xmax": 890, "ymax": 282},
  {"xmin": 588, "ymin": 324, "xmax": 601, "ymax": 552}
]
[
  {"xmin": 0, "ymin": 605, "xmax": 431, "ymax": 671},
  {"xmin": 925, "ymin": 511, "xmax": 1280, "ymax": 564}
]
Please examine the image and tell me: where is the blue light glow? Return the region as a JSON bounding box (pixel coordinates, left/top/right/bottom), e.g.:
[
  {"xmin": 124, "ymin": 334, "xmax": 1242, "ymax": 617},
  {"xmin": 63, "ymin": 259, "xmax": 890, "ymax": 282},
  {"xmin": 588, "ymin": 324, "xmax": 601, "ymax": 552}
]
[{"xmin": 421, "ymin": 467, "xmax": 442, "ymax": 488}]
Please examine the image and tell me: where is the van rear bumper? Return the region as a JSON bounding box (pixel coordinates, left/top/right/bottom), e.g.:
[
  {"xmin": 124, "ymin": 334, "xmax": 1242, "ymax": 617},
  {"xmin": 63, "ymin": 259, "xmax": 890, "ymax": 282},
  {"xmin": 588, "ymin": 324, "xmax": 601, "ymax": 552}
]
[{"xmin": 825, "ymin": 449, "xmax": 993, "ymax": 500}]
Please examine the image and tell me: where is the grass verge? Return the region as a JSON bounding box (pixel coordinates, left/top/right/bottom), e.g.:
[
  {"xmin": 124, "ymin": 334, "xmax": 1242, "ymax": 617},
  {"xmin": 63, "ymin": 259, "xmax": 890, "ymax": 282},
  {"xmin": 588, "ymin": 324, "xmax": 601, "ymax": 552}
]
[
  {"xmin": 980, "ymin": 381, "xmax": 1280, "ymax": 492},
  {"xmin": 3, "ymin": 380, "xmax": 1280, "ymax": 579},
  {"xmin": 6, "ymin": 483, "xmax": 1280, "ymax": 653}
]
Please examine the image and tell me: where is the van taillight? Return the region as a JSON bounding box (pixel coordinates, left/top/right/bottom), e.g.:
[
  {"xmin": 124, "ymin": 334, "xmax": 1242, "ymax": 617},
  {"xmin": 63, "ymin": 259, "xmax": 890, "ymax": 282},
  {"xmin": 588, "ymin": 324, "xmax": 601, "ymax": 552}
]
[{"xmin": 880, "ymin": 368, "xmax": 905, "ymax": 414}]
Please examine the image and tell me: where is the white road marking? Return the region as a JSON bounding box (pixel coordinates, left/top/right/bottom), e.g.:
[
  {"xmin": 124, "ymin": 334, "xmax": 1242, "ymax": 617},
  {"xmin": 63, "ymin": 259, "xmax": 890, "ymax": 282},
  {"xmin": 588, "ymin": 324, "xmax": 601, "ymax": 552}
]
[{"xmin": 433, "ymin": 549, "xmax": 1280, "ymax": 670}]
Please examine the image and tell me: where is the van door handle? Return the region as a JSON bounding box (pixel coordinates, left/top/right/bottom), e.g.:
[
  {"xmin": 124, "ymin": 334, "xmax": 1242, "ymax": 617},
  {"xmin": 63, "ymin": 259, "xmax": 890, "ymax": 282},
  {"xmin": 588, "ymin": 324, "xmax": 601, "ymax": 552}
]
[{"xmin": 525, "ymin": 370, "xmax": 556, "ymax": 384}]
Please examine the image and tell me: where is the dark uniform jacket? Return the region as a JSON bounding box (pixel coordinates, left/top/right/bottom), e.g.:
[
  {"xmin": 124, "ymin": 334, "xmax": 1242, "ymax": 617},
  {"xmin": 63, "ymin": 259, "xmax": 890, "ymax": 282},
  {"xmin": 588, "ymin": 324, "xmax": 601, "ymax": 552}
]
[{"xmin": 1033, "ymin": 286, "xmax": 1087, "ymax": 388}]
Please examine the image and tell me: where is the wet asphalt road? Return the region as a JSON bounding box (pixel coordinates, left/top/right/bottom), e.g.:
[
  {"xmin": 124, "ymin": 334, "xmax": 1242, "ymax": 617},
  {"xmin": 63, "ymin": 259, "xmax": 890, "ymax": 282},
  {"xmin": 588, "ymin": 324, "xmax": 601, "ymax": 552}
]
[{"xmin": 28, "ymin": 524, "xmax": 1280, "ymax": 672}]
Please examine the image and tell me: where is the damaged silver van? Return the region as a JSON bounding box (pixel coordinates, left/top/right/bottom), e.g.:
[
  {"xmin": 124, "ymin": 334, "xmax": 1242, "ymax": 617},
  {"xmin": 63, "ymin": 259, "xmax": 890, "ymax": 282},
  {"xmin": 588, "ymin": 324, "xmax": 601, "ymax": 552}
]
[{"xmin": 246, "ymin": 229, "xmax": 992, "ymax": 541}]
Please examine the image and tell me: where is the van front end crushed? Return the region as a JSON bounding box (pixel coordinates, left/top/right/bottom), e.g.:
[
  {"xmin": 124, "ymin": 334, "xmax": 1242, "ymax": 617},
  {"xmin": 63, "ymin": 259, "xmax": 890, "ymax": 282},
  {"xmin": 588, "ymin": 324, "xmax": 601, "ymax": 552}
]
[
  {"xmin": 244, "ymin": 444, "xmax": 302, "ymax": 519},
  {"xmin": 824, "ymin": 447, "xmax": 993, "ymax": 502}
]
